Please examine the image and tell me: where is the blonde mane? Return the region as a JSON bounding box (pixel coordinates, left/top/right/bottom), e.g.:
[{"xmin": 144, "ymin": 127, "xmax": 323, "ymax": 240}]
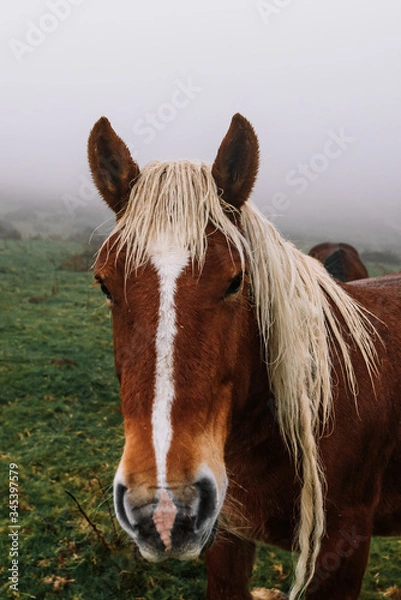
[{"xmin": 102, "ymin": 160, "xmax": 377, "ymax": 599}]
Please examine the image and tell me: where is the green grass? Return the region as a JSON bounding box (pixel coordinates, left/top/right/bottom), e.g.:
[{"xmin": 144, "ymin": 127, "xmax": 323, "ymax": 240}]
[
  {"xmin": 0, "ymin": 240, "xmax": 400, "ymax": 599},
  {"xmin": 365, "ymin": 262, "xmax": 401, "ymax": 278}
]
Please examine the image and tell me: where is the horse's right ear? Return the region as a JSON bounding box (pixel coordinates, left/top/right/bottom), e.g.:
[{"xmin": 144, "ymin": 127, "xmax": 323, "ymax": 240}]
[
  {"xmin": 88, "ymin": 117, "xmax": 140, "ymax": 215},
  {"xmin": 212, "ymin": 113, "xmax": 259, "ymax": 210}
]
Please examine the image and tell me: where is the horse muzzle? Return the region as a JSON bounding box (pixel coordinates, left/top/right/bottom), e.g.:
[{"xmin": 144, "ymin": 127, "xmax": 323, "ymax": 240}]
[{"xmin": 114, "ymin": 471, "xmax": 223, "ymax": 561}]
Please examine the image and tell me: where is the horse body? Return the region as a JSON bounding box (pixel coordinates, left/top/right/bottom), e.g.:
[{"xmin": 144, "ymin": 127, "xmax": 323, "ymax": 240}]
[
  {"xmin": 88, "ymin": 114, "xmax": 401, "ymax": 599},
  {"xmin": 309, "ymin": 242, "xmax": 369, "ymax": 281},
  {"xmin": 208, "ymin": 273, "xmax": 401, "ymax": 599}
]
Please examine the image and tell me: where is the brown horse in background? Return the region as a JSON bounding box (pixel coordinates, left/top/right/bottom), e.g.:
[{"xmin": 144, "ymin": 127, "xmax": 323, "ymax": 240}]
[
  {"xmin": 88, "ymin": 113, "xmax": 401, "ymax": 599},
  {"xmin": 309, "ymin": 242, "xmax": 368, "ymax": 282}
]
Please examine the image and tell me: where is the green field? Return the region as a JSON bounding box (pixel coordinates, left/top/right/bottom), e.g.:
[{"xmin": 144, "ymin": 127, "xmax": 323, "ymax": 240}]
[{"xmin": 1, "ymin": 240, "xmax": 400, "ymax": 599}]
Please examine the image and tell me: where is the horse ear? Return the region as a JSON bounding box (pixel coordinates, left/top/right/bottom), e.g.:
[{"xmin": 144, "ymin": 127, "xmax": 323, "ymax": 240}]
[
  {"xmin": 88, "ymin": 117, "xmax": 140, "ymax": 215},
  {"xmin": 212, "ymin": 113, "xmax": 259, "ymax": 209}
]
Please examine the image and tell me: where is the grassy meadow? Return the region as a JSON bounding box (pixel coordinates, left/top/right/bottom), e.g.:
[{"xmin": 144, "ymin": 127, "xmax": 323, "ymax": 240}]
[{"xmin": 1, "ymin": 239, "xmax": 400, "ymax": 599}]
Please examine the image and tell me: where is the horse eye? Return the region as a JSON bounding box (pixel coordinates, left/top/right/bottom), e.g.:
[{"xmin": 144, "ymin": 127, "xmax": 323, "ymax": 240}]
[
  {"xmin": 98, "ymin": 281, "xmax": 112, "ymax": 302},
  {"xmin": 224, "ymin": 274, "xmax": 243, "ymax": 298},
  {"xmin": 100, "ymin": 283, "xmax": 112, "ymax": 299}
]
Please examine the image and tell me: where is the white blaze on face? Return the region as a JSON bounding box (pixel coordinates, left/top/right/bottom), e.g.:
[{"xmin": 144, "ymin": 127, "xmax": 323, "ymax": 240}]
[{"xmin": 151, "ymin": 244, "xmax": 189, "ymax": 489}]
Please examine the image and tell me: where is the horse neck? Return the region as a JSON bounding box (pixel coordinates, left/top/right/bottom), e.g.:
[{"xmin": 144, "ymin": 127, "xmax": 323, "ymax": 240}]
[
  {"xmin": 228, "ymin": 324, "xmax": 284, "ymax": 455},
  {"xmin": 224, "ymin": 333, "xmax": 296, "ymax": 525}
]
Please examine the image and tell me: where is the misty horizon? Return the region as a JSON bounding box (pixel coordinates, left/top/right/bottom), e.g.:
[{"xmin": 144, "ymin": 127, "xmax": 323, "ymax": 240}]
[{"xmin": 1, "ymin": 1, "xmax": 401, "ymax": 244}]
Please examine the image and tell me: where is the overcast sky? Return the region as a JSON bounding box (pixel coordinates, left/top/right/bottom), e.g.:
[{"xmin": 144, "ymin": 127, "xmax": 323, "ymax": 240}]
[{"xmin": 1, "ymin": 0, "xmax": 401, "ymax": 234}]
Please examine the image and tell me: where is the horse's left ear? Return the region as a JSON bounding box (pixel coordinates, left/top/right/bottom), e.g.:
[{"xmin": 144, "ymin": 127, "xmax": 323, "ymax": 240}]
[
  {"xmin": 88, "ymin": 117, "xmax": 140, "ymax": 215},
  {"xmin": 212, "ymin": 113, "xmax": 259, "ymax": 209}
]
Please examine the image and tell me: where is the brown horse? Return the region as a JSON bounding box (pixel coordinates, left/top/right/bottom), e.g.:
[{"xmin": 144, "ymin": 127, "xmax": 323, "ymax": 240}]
[
  {"xmin": 88, "ymin": 114, "xmax": 401, "ymax": 599},
  {"xmin": 309, "ymin": 242, "xmax": 369, "ymax": 282}
]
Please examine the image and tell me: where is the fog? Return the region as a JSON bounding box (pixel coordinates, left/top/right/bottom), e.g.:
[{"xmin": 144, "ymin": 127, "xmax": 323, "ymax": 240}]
[{"xmin": 1, "ymin": 0, "xmax": 401, "ymax": 244}]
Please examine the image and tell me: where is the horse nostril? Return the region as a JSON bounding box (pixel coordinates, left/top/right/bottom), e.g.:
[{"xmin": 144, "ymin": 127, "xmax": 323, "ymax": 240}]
[
  {"xmin": 194, "ymin": 477, "xmax": 217, "ymax": 530},
  {"xmin": 115, "ymin": 482, "xmax": 127, "ymax": 505},
  {"xmin": 114, "ymin": 483, "xmax": 132, "ymax": 531}
]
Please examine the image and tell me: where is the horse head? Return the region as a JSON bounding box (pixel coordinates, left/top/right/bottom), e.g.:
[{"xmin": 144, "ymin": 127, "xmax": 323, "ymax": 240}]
[{"xmin": 88, "ymin": 114, "xmax": 260, "ymax": 561}]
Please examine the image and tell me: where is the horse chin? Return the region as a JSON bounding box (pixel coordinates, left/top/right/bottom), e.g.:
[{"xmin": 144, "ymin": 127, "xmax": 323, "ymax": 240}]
[
  {"xmin": 136, "ymin": 533, "xmax": 213, "ymax": 563},
  {"xmin": 138, "ymin": 545, "xmax": 202, "ymax": 563}
]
